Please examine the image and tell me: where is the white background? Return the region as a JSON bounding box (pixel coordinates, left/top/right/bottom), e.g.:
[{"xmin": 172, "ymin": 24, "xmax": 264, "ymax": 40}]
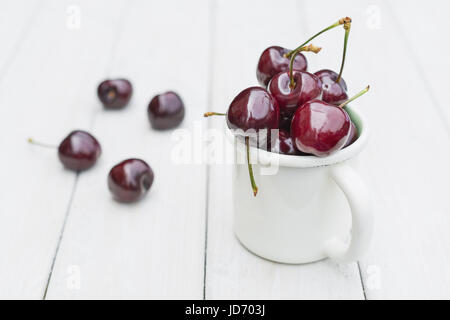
[{"xmin": 0, "ymin": 0, "xmax": 449, "ymax": 299}]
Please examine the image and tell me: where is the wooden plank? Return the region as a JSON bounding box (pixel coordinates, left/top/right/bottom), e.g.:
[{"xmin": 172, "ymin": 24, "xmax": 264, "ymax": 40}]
[
  {"xmin": 44, "ymin": 0, "xmax": 210, "ymax": 299},
  {"xmin": 205, "ymin": 0, "xmax": 364, "ymax": 299},
  {"xmin": 302, "ymin": 0, "xmax": 450, "ymax": 299},
  {"xmin": 0, "ymin": 0, "xmax": 128, "ymax": 299},
  {"xmin": 0, "ymin": 0, "xmax": 42, "ymax": 75},
  {"xmin": 386, "ymin": 0, "xmax": 450, "ymax": 128}
]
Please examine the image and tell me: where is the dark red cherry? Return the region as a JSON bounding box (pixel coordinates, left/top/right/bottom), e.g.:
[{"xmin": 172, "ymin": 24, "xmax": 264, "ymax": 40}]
[
  {"xmin": 291, "ymin": 100, "xmax": 350, "ymax": 157},
  {"xmin": 97, "ymin": 79, "xmax": 133, "ymax": 109},
  {"xmin": 315, "ymin": 69, "xmax": 348, "ymax": 105},
  {"xmin": 108, "ymin": 159, "xmax": 154, "ymax": 203},
  {"xmin": 58, "ymin": 130, "xmax": 101, "ymax": 171},
  {"xmin": 344, "ymin": 121, "xmax": 358, "ymax": 147},
  {"xmin": 204, "ymin": 87, "xmax": 283, "ymax": 196},
  {"xmin": 256, "ymin": 46, "xmax": 307, "ymax": 87},
  {"xmin": 226, "ymin": 87, "xmax": 279, "ymax": 133},
  {"xmin": 270, "ymin": 130, "xmax": 303, "ymax": 156},
  {"xmin": 268, "ymin": 70, "xmax": 322, "ymax": 117},
  {"xmin": 148, "ymin": 91, "xmax": 185, "ymax": 130}
]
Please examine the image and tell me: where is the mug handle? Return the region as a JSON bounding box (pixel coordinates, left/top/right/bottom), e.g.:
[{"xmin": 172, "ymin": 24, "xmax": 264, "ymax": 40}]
[{"xmin": 324, "ymin": 163, "xmax": 373, "ymax": 263}]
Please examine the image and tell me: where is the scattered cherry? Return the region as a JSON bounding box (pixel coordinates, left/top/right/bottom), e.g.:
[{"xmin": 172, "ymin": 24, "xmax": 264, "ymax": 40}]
[
  {"xmin": 28, "ymin": 130, "xmax": 102, "ymax": 171},
  {"xmin": 256, "ymin": 46, "xmax": 307, "ymax": 87},
  {"xmin": 291, "ymin": 86, "xmax": 369, "ymax": 157},
  {"xmin": 148, "ymin": 91, "xmax": 185, "ymax": 130},
  {"xmin": 97, "ymin": 79, "xmax": 133, "ymax": 109},
  {"xmin": 108, "ymin": 159, "xmax": 154, "ymax": 203},
  {"xmin": 58, "ymin": 131, "xmax": 102, "ymax": 171}
]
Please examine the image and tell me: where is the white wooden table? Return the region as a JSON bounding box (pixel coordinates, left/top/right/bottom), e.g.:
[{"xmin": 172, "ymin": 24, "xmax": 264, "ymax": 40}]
[{"xmin": 1, "ymin": 0, "xmax": 449, "ymax": 300}]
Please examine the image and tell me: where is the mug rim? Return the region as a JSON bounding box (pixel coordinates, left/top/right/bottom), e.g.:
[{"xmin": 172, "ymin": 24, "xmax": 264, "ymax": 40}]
[{"xmin": 225, "ymin": 105, "xmax": 369, "ymax": 168}]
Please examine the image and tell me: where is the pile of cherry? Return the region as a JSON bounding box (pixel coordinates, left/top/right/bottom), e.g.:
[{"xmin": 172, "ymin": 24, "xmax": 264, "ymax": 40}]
[
  {"xmin": 29, "ymin": 79, "xmax": 185, "ymax": 203},
  {"xmin": 205, "ymin": 17, "xmax": 370, "ymax": 196}
]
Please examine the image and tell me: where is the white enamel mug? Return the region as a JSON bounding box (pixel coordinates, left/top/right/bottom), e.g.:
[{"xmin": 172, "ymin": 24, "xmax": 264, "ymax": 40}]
[{"xmin": 227, "ymin": 106, "xmax": 373, "ymax": 264}]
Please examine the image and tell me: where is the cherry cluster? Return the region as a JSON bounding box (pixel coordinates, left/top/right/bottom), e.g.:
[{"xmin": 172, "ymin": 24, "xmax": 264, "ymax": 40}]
[
  {"xmin": 205, "ymin": 17, "xmax": 370, "ymax": 196},
  {"xmin": 29, "ymin": 80, "xmax": 185, "ymax": 203}
]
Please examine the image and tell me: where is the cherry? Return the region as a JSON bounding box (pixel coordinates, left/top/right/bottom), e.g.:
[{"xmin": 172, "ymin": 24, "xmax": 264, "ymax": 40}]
[
  {"xmin": 97, "ymin": 79, "xmax": 133, "ymax": 109},
  {"xmin": 344, "ymin": 121, "xmax": 358, "ymax": 147},
  {"xmin": 315, "ymin": 69, "xmax": 348, "ymax": 105},
  {"xmin": 204, "ymin": 87, "xmax": 280, "ymax": 196},
  {"xmin": 268, "ymin": 70, "xmax": 322, "ymax": 117},
  {"xmin": 270, "ymin": 130, "xmax": 302, "ymax": 156},
  {"xmin": 58, "ymin": 130, "xmax": 102, "ymax": 171},
  {"xmin": 268, "ymin": 45, "xmax": 321, "ymax": 117},
  {"xmin": 291, "ymin": 86, "xmax": 369, "ymax": 157},
  {"xmin": 148, "ymin": 91, "xmax": 185, "ymax": 130},
  {"xmin": 108, "ymin": 159, "xmax": 154, "ymax": 203},
  {"xmin": 256, "ymin": 46, "xmax": 307, "ymax": 87},
  {"xmin": 225, "ymin": 87, "xmax": 279, "ymax": 133},
  {"xmin": 291, "ymin": 100, "xmax": 350, "ymax": 156},
  {"xmin": 28, "ymin": 130, "xmax": 102, "ymax": 171}
]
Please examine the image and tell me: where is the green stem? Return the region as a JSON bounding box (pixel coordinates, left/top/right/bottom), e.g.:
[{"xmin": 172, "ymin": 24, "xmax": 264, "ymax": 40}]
[
  {"xmin": 336, "ymin": 22, "xmax": 351, "ymax": 83},
  {"xmin": 289, "ymin": 44, "xmax": 321, "ymax": 89},
  {"xmin": 286, "ymin": 17, "xmax": 350, "ymax": 58},
  {"xmin": 338, "ymin": 86, "xmax": 370, "ymax": 109},
  {"xmin": 204, "ymin": 112, "xmax": 226, "ymax": 117},
  {"xmin": 27, "ymin": 138, "xmax": 56, "ymax": 149},
  {"xmin": 245, "ymin": 137, "xmax": 258, "ymax": 197}
]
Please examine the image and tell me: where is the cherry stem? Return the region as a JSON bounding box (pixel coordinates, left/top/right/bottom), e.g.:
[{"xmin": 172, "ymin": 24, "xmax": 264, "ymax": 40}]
[
  {"xmin": 336, "ymin": 21, "xmax": 351, "ymax": 83},
  {"xmin": 288, "ymin": 44, "xmax": 321, "ymax": 89},
  {"xmin": 245, "ymin": 137, "xmax": 258, "ymax": 197},
  {"xmin": 338, "ymin": 86, "xmax": 370, "ymax": 109},
  {"xmin": 286, "ymin": 17, "xmax": 351, "ymax": 59},
  {"xmin": 204, "ymin": 112, "xmax": 226, "ymax": 117},
  {"xmin": 27, "ymin": 138, "xmax": 57, "ymax": 149}
]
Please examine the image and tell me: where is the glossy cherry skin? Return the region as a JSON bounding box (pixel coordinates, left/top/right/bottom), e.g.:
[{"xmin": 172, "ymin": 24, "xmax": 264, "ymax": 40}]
[
  {"xmin": 314, "ymin": 69, "xmax": 348, "ymax": 105},
  {"xmin": 256, "ymin": 46, "xmax": 307, "ymax": 87},
  {"xmin": 227, "ymin": 87, "xmax": 279, "ymax": 134},
  {"xmin": 108, "ymin": 159, "xmax": 154, "ymax": 203},
  {"xmin": 148, "ymin": 91, "xmax": 185, "ymax": 130},
  {"xmin": 268, "ymin": 70, "xmax": 322, "ymax": 117},
  {"xmin": 344, "ymin": 121, "xmax": 358, "ymax": 147},
  {"xmin": 58, "ymin": 130, "xmax": 101, "ymax": 171},
  {"xmin": 97, "ymin": 79, "xmax": 133, "ymax": 109},
  {"xmin": 291, "ymin": 99, "xmax": 350, "ymax": 157}
]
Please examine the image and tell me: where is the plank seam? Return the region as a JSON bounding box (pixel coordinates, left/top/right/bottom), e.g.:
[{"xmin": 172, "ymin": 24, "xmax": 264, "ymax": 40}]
[
  {"xmin": 357, "ymin": 261, "xmax": 367, "ymax": 300},
  {"xmin": 42, "ymin": 173, "xmax": 80, "ymax": 299}
]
